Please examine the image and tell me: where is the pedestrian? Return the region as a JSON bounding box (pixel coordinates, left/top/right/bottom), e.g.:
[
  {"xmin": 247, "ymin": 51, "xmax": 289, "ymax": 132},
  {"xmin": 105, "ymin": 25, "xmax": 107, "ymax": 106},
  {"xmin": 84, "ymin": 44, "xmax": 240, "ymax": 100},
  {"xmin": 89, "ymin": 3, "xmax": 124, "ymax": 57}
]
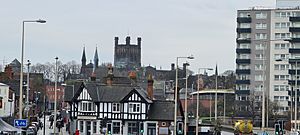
[
  {"xmin": 49, "ymin": 115, "xmax": 54, "ymax": 129},
  {"xmin": 66, "ymin": 122, "xmax": 70, "ymax": 133}
]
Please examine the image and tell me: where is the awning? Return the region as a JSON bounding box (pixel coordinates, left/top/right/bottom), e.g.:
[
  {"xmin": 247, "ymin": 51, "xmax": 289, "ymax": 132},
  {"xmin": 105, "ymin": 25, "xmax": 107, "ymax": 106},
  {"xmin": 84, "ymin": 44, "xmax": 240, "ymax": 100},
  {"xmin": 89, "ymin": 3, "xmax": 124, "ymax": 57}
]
[{"xmin": 0, "ymin": 118, "xmax": 23, "ymax": 132}]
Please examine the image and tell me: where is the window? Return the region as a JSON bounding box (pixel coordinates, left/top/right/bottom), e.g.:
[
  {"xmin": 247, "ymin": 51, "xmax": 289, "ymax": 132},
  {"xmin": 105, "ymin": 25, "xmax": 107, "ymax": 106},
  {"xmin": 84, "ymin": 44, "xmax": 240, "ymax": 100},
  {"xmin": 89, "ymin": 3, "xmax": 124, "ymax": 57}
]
[
  {"xmin": 80, "ymin": 102, "xmax": 95, "ymax": 111},
  {"xmin": 255, "ymin": 85, "xmax": 263, "ymax": 91},
  {"xmin": 274, "ymin": 85, "xmax": 289, "ymax": 91},
  {"xmin": 239, "ymin": 23, "xmax": 251, "ymax": 28},
  {"xmin": 237, "ymin": 64, "xmax": 249, "ymax": 69},
  {"xmin": 275, "ymin": 33, "xmax": 290, "ymax": 39},
  {"xmin": 238, "ymin": 54, "xmax": 249, "ymax": 59},
  {"xmin": 237, "ymin": 75, "xmax": 249, "ymax": 80},
  {"xmin": 274, "ymin": 54, "xmax": 289, "ymax": 60},
  {"xmin": 256, "ymin": 23, "xmax": 267, "ymax": 29},
  {"xmin": 255, "ymin": 54, "xmax": 264, "ymax": 60},
  {"xmin": 256, "ymin": 12, "xmax": 267, "ymax": 19},
  {"xmin": 255, "ymin": 64, "xmax": 264, "ymax": 70},
  {"xmin": 128, "ymin": 122, "xmax": 138, "ymax": 134},
  {"xmin": 239, "ymin": 12, "xmax": 250, "ymax": 17},
  {"xmin": 93, "ymin": 121, "xmax": 97, "ymax": 133},
  {"xmin": 236, "ymin": 85, "xmax": 249, "ymax": 90},
  {"xmin": 112, "ymin": 103, "xmax": 120, "ymax": 112},
  {"xmin": 275, "ymin": 12, "xmax": 291, "ymax": 18},
  {"xmin": 255, "ymin": 33, "xmax": 267, "ymax": 39},
  {"xmin": 129, "ymin": 103, "xmax": 140, "ymax": 113},
  {"xmin": 255, "ymin": 75, "xmax": 263, "ymax": 81},
  {"xmin": 113, "ymin": 122, "xmax": 121, "ymax": 134},
  {"xmin": 239, "ymin": 43, "xmax": 250, "ymax": 49},
  {"xmin": 239, "ymin": 33, "xmax": 250, "ymax": 39},
  {"xmin": 255, "ymin": 43, "xmax": 266, "ymax": 50},
  {"xmin": 275, "ymin": 43, "xmax": 289, "ymax": 49},
  {"xmin": 274, "ymin": 75, "xmax": 289, "ymax": 81},
  {"xmin": 80, "ymin": 121, "xmax": 84, "ymax": 132},
  {"xmin": 274, "ymin": 64, "xmax": 289, "ymax": 70},
  {"xmin": 275, "ymin": 22, "xmax": 290, "ymax": 29}
]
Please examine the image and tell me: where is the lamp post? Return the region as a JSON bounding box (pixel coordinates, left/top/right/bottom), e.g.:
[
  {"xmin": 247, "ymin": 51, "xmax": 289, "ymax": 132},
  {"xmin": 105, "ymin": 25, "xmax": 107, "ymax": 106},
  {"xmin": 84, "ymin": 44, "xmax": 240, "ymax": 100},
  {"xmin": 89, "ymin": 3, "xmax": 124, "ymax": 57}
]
[
  {"xmin": 53, "ymin": 57, "xmax": 58, "ymax": 134},
  {"xmin": 184, "ymin": 62, "xmax": 190, "ymax": 135},
  {"xmin": 61, "ymin": 83, "xmax": 75, "ymax": 134},
  {"xmin": 196, "ymin": 68, "xmax": 213, "ymax": 135},
  {"xmin": 174, "ymin": 56, "xmax": 194, "ymax": 135},
  {"xmin": 19, "ymin": 19, "xmax": 46, "ymax": 119},
  {"xmin": 295, "ymin": 60, "xmax": 298, "ymax": 131},
  {"xmin": 25, "ymin": 60, "xmax": 31, "ymax": 118}
]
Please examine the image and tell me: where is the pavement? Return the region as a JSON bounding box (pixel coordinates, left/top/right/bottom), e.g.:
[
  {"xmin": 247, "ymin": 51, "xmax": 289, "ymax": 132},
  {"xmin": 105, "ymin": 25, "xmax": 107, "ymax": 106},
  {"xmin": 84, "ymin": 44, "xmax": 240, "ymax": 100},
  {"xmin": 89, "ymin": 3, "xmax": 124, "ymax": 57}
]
[{"xmin": 37, "ymin": 115, "xmax": 69, "ymax": 135}]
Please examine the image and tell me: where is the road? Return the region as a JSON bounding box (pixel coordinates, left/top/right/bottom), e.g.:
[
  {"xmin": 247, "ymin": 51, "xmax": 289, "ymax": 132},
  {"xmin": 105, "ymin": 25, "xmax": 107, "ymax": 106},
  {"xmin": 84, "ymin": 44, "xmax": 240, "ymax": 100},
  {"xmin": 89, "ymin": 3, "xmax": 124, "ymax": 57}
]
[
  {"xmin": 37, "ymin": 115, "xmax": 68, "ymax": 135},
  {"xmin": 221, "ymin": 131, "xmax": 234, "ymax": 135}
]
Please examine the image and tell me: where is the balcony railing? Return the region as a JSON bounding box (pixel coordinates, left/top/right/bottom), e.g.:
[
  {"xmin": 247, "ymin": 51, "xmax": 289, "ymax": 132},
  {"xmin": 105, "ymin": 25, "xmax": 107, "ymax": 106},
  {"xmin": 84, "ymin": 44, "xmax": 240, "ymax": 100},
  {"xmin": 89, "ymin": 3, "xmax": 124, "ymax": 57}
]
[
  {"xmin": 236, "ymin": 48, "xmax": 251, "ymax": 54},
  {"xmin": 236, "ymin": 80, "xmax": 250, "ymax": 84},
  {"xmin": 236, "ymin": 38, "xmax": 251, "ymax": 44},
  {"xmin": 235, "ymin": 90, "xmax": 250, "ymax": 95},
  {"xmin": 236, "ymin": 28, "xmax": 251, "ymax": 33},
  {"xmin": 236, "ymin": 69, "xmax": 251, "ymax": 74},
  {"xmin": 236, "ymin": 59, "xmax": 251, "ymax": 64},
  {"xmin": 237, "ymin": 17, "xmax": 252, "ymax": 23}
]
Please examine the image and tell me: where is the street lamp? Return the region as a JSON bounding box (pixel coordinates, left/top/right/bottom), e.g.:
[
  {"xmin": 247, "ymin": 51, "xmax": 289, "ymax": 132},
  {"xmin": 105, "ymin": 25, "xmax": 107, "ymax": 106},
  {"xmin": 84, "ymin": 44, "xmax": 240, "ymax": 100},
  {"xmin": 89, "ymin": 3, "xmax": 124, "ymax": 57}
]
[
  {"xmin": 25, "ymin": 60, "xmax": 31, "ymax": 118},
  {"xmin": 184, "ymin": 62, "xmax": 190, "ymax": 135},
  {"xmin": 19, "ymin": 19, "xmax": 46, "ymax": 119},
  {"xmin": 53, "ymin": 57, "xmax": 58, "ymax": 134},
  {"xmin": 196, "ymin": 68, "xmax": 213, "ymax": 135},
  {"xmin": 174, "ymin": 55, "xmax": 194, "ymax": 135}
]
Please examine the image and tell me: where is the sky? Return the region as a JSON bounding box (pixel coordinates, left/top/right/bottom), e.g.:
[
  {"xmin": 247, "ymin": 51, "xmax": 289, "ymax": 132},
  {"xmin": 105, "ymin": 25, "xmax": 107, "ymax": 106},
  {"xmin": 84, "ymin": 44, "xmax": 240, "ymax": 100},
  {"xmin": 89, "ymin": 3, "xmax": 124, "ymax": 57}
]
[{"xmin": 0, "ymin": 0, "xmax": 275, "ymax": 74}]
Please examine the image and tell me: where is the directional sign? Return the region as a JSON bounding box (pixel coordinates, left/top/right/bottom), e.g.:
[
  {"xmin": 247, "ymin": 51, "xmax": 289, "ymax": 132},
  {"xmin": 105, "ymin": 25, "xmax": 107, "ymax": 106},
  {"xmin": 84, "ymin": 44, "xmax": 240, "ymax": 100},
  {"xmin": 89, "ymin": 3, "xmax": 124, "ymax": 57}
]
[{"xmin": 14, "ymin": 119, "xmax": 27, "ymax": 128}]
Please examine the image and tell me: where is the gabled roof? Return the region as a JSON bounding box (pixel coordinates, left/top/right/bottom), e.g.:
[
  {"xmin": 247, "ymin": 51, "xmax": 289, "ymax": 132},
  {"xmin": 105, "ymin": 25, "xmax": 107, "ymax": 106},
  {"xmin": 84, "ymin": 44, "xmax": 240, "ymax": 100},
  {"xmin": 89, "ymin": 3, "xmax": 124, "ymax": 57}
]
[
  {"xmin": 148, "ymin": 100, "xmax": 174, "ymax": 121},
  {"xmin": 120, "ymin": 88, "xmax": 152, "ymax": 103},
  {"xmin": 9, "ymin": 59, "xmax": 21, "ymax": 67},
  {"xmin": 68, "ymin": 82, "xmax": 152, "ymax": 103}
]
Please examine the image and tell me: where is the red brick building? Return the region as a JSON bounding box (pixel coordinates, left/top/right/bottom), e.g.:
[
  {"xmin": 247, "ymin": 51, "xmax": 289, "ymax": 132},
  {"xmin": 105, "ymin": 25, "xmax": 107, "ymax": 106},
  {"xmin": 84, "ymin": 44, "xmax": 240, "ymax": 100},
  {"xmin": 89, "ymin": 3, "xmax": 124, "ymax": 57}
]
[{"xmin": 46, "ymin": 85, "xmax": 65, "ymax": 110}]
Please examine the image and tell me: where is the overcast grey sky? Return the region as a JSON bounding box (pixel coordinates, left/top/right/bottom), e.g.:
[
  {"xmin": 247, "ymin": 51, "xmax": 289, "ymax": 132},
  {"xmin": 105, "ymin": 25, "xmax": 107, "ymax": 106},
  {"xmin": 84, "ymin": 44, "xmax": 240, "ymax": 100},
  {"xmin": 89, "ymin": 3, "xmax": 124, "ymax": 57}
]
[{"xmin": 0, "ymin": 0, "xmax": 274, "ymax": 73}]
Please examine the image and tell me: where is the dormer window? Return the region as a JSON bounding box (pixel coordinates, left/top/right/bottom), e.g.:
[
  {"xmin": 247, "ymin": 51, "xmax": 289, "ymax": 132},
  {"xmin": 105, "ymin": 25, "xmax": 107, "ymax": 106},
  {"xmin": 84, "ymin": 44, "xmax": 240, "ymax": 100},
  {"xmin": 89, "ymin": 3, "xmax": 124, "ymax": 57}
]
[
  {"xmin": 129, "ymin": 103, "xmax": 140, "ymax": 113},
  {"xmin": 112, "ymin": 103, "xmax": 120, "ymax": 112}
]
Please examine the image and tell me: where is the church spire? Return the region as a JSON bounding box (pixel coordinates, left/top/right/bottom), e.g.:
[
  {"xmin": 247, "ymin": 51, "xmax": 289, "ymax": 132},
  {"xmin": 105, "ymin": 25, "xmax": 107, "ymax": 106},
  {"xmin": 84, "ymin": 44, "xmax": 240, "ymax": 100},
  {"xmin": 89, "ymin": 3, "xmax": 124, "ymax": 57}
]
[
  {"xmin": 81, "ymin": 47, "xmax": 86, "ymax": 67},
  {"xmin": 94, "ymin": 47, "xmax": 99, "ymax": 68}
]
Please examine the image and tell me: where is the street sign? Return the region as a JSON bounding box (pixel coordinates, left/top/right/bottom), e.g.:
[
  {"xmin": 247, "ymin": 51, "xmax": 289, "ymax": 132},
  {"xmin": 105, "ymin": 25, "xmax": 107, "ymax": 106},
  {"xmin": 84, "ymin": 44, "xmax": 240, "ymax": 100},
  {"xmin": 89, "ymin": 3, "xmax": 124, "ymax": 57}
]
[{"xmin": 14, "ymin": 119, "xmax": 27, "ymax": 128}]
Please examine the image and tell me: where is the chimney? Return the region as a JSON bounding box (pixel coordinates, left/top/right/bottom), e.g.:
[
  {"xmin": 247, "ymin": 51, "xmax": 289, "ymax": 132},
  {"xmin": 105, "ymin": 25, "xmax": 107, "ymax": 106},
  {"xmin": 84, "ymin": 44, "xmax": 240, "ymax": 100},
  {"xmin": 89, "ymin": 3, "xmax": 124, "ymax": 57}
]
[
  {"xmin": 4, "ymin": 65, "xmax": 13, "ymax": 79},
  {"xmin": 137, "ymin": 37, "xmax": 141, "ymax": 47},
  {"xmin": 126, "ymin": 36, "xmax": 130, "ymax": 45},
  {"xmin": 147, "ymin": 74, "xmax": 154, "ymax": 100},
  {"xmin": 129, "ymin": 71, "xmax": 137, "ymax": 84},
  {"xmin": 171, "ymin": 63, "xmax": 175, "ymax": 70},
  {"xmin": 114, "ymin": 37, "xmax": 119, "ymax": 46},
  {"xmin": 183, "ymin": 63, "xmax": 187, "ymax": 72},
  {"xmin": 106, "ymin": 64, "xmax": 113, "ymax": 86},
  {"xmin": 90, "ymin": 72, "xmax": 96, "ymax": 81}
]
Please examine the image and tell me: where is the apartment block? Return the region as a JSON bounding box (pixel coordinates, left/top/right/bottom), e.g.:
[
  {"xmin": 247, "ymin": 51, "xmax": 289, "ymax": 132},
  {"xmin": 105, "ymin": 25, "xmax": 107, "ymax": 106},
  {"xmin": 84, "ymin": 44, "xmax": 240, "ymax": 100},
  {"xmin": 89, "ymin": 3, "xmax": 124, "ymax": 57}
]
[{"xmin": 236, "ymin": 8, "xmax": 300, "ymax": 116}]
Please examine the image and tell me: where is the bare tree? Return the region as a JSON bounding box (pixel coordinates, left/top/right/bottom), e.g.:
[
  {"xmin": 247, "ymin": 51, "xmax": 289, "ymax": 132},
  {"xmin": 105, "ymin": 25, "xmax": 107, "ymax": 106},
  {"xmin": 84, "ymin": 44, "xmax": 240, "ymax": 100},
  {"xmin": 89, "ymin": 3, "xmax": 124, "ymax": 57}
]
[{"xmin": 31, "ymin": 61, "xmax": 81, "ymax": 82}]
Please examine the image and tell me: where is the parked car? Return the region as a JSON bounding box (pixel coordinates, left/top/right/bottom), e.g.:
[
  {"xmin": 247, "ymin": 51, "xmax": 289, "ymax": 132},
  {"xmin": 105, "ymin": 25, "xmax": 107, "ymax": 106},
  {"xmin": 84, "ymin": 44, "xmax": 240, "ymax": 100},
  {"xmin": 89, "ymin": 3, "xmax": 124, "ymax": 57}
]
[{"xmin": 27, "ymin": 126, "xmax": 37, "ymax": 135}]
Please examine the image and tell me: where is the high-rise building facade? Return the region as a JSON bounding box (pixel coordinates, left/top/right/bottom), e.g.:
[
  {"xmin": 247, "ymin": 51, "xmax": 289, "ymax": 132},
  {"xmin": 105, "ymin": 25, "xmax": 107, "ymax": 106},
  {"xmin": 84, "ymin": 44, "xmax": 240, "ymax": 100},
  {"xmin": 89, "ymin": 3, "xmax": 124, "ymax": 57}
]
[{"xmin": 236, "ymin": 8, "xmax": 300, "ymax": 116}]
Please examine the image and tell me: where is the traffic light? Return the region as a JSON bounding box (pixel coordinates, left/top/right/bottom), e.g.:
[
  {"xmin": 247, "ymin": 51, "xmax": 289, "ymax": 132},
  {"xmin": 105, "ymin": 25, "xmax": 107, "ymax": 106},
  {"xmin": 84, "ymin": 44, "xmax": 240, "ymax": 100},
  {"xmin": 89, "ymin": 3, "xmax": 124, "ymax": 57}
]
[
  {"xmin": 139, "ymin": 122, "xmax": 144, "ymax": 133},
  {"xmin": 275, "ymin": 123, "xmax": 280, "ymax": 135},
  {"xmin": 177, "ymin": 122, "xmax": 183, "ymax": 134},
  {"xmin": 0, "ymin": 98, "xmax": 2, "ymax": 108}
]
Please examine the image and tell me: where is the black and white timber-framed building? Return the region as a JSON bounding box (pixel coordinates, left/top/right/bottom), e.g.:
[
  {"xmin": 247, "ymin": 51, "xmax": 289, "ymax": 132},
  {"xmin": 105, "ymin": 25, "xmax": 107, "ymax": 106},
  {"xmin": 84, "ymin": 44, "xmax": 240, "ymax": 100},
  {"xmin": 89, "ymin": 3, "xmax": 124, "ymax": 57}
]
[{"xmin": 65, "ymin": 67, "xmax": 177, "ymax": 135}]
